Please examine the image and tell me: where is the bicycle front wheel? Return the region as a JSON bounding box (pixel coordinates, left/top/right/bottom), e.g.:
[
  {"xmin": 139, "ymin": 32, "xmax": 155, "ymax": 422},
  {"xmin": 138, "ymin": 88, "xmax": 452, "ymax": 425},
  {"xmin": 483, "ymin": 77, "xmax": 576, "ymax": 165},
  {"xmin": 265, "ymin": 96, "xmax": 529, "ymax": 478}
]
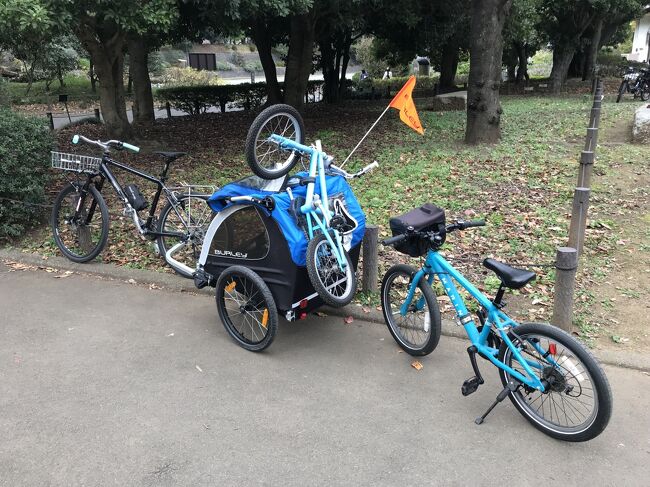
[
  {"xmin": 306, "ymin": 233, "xmax": 356, "ymax": 308},
  {"xmin": 245, "ymin": 104, "xmax": 305, "ymax": 179},
  {"xmin": 51, "ymin": 182, "xmax": 109, "ymax": 263},
  {"xmin": 216, "ymin": 266, "xmax": 278, "ymax": 352},
  {"xmin": 381, "ymin": 264, "xmax": 441, "ymax": 356},
  {"xmin": 157, "ymin": 194, "xmax": 213, "ymax": 277},
  {"xmin": 498, "ymin": 322, "xmax": 612, "ymax": 442}
]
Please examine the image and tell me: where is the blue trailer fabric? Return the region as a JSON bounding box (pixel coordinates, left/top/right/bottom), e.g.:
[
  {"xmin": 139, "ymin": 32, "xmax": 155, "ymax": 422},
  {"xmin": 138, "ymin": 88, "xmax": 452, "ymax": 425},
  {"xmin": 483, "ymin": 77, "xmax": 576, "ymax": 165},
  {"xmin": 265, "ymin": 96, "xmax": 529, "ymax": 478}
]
[{"xmin": 208, "ymin": 173, "xmax": 366, "ymax": 267}]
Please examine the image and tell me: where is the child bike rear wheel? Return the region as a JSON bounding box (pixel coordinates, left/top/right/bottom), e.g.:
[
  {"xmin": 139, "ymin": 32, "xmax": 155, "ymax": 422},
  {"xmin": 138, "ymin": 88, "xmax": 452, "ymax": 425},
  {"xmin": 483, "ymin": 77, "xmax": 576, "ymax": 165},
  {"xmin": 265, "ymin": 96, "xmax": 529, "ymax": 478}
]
[
  {"xmin": 381, "ymin": 264, "xmax": 441, "ymax": 356},
  {"xmin": 245, "ymin": 104, "xmax": 305, "ymax": 179},
  {"xmin": 216, "ymin": 266, "xmax": 278, "ymax": 352},
  {"xmin": 51, "ymin": 182, "xmax": 109, "ymax": 263},
  {"xmin": 306, "ymin": 233, "xmax": 356, "ymax": 308},
  {"xmin": 498, "ymin": 322, "xmax": 612, "ymax": 442}
]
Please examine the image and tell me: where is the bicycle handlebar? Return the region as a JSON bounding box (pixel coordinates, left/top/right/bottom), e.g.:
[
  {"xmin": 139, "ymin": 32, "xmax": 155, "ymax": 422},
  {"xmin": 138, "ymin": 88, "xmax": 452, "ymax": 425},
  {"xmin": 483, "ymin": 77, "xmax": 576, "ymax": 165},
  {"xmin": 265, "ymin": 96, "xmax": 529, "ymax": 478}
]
[
  {"xmin": 381, "ymin": 219, "xmax": 486, "ymax": 247},
  {"xmin": 72, "ymin": 134, "xmax": 140, "ymax": 154},
  {"xmin": 329, "ymin": 161, "xmax": 379, "ymax": 179}
]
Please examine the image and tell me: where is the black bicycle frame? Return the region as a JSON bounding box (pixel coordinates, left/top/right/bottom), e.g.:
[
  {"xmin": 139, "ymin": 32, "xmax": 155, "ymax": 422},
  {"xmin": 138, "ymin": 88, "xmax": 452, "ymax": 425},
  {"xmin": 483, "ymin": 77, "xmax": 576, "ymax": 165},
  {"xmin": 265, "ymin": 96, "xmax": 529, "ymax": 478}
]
[{"xmin": 80, "ymin": 152, "xmax": 184, "ymax": 239}]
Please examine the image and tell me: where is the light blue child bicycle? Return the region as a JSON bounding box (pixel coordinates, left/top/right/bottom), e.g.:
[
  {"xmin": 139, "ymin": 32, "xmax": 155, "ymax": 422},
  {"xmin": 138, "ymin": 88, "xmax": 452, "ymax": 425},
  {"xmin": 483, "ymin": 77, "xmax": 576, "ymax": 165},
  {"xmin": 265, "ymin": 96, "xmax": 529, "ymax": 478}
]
[
  {"xmin": 381, "ymin": 203, "xmax": 612, "ymax": 441},
  {"xmin": 244, "ymin": 104, "xmax": 377, "ymax": 307}
]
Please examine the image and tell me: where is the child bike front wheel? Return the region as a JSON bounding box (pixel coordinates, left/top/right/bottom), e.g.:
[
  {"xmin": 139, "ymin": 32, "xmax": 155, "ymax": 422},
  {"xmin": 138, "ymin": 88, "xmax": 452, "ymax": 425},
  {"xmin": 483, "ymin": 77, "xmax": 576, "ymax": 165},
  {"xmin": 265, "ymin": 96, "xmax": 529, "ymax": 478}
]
[
  {"xmin": 498, "ymin": 322, "xmax": 612, "ymax": 442},
  {"xmin": 245, "ymin": 104, "xmax": 305, "ymax": 179},
  {"xmin": 306, "ymin": 233, "xmax": 356, "ymax": 308}
]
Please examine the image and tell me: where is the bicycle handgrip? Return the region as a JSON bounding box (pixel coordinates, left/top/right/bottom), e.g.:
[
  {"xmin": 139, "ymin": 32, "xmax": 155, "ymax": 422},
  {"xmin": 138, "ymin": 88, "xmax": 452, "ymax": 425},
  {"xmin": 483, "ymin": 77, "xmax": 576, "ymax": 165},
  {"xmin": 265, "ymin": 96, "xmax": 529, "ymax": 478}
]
[
  {"xmin": 364, "ymin": 161, "xmax": 379, "ymax": 172},
  {"xmin": 121, "ymin": 142, "xmax": 140, "ymax": 153},
  {"xmin": 72, "ymin": 135, "xmax": 80, "ymax": 144},
  {"xmin": 382, "ymin": 233, "xmax": 407, "ymax": 246},
  {"xmin": 463, "ymin": 219, "xmax": 485, "ymax": 228}
]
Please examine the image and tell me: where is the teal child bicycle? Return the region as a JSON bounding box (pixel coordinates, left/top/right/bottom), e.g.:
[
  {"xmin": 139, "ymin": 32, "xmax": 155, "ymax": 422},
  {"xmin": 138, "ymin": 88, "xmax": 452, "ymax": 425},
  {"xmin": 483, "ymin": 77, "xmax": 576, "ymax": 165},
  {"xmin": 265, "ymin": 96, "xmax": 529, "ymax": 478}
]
[
  {"xmin": 244, "ymin": 104, "xmax": 377, "ymax": 307},
  {"xmin": 381, "ymin": 203, "xmax": 612, "ymax": 441}
]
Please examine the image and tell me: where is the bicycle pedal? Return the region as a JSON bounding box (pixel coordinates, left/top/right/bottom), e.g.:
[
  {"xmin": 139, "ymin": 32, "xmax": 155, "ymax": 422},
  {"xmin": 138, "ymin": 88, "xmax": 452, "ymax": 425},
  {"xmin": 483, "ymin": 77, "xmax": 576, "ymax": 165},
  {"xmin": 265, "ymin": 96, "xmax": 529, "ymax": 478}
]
[{"xmin": 461, "ymin": 376, "xmax": 481, "ymax": 396}]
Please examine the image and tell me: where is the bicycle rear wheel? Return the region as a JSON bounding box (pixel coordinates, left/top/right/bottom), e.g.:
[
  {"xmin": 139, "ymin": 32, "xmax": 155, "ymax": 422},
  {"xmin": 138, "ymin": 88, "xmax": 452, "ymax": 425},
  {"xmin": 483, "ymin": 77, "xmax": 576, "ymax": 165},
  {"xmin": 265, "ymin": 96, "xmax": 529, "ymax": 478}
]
[
  {"xmin": 51, "ymin": 182, "xmax": 109, "ymax": 263},
  {"xmin": 245, "ymin": 104, "xmax": 305, "ymax": 179},
  {"xmin": 216, "ymin": 266, "xmax": 278, "ymax": 352},
  {"xmin": 498, "ymin": 322, "xmax": 612, "ymax": 442},
  {"xmin": 381, "ymin": 264, "xmax": 441, "ymax": 356},
  {"xmin": 157, "ymin": 194, "xmax": 213, "ymax": 277},
  {"xmin": 306, "ymin": 233, "xmax": 356, "ymax": 308}
]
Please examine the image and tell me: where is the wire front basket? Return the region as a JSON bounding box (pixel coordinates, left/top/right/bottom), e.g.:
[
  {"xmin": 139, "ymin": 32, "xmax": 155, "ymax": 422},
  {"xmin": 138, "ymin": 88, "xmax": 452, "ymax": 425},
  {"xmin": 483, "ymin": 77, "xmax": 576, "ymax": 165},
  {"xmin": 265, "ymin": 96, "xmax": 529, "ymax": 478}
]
[{"xmin": 51, "ymin": 151, "xmax": 102, "ymax": 174}]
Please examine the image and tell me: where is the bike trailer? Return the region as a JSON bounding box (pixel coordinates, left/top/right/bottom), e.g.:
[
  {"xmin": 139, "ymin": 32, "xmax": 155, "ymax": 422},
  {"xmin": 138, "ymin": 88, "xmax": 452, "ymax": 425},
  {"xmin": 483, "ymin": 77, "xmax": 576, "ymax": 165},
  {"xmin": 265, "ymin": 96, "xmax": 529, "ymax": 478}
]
[{"xmin": 195, "ymin": 173, "xmax": 365, "ymax": 320}]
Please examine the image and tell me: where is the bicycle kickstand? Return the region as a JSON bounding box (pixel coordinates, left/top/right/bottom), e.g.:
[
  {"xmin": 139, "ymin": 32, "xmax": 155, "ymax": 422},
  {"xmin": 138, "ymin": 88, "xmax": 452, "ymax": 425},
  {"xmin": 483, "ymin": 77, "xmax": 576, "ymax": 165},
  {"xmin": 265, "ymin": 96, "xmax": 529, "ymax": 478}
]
[{"xmin": 474, "ymin": 381, "xmax": 518, "ymax": 425}]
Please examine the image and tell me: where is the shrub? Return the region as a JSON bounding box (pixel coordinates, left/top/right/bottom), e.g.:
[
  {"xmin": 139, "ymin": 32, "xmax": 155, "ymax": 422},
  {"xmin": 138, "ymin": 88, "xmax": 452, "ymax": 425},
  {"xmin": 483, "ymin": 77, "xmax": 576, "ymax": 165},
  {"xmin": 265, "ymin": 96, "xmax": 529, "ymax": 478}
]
[
  {"xmin": 0, "ymin": 79, "xmax": 10, "ymax": 108},
  {"xmin": 0, "ymin": 109, "xmax": 53, "ymax": 240},
  {"xmin": 161, "ymin": 67, "xmax": 220, "ymax": 87},
  {"xmin": 157, "ymin": 80, "xmax": 324, "ymax": 114}
]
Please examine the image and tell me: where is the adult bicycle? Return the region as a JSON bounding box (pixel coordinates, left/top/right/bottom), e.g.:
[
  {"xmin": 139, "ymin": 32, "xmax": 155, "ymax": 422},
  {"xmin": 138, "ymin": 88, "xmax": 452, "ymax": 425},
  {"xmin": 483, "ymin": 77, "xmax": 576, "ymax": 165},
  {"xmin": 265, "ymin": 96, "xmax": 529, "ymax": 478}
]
[
  {"xmin": 51, "ymin": 135, "xmax": 213, "ymax": 278},
  {"xmin": 244, "ymin": 104, "xmax": 377, "ymax": 307},
  {"xmin": 381, "ymin": 204, "xmax": 612, "ymax": 441}
]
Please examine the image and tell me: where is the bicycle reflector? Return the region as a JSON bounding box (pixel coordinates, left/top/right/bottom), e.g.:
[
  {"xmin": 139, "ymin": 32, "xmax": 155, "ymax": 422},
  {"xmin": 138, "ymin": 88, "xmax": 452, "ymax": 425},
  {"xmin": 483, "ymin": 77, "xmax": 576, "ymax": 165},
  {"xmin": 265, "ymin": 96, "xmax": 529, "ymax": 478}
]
[{"xmin": 548, "ymin": 343, "xmax": 557, "ymax": 356}]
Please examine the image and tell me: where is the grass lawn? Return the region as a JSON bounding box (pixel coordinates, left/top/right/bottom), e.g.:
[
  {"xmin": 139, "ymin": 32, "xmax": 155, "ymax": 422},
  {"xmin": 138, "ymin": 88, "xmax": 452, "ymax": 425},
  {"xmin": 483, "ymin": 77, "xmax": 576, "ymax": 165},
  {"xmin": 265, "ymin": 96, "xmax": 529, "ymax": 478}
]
[
  {"xmin": 14, "ymin": 93, "xmax": 649, "ymax": 348},
  {"xmin": 5, "ymin": 74, "xmax": 98, "ymax": 105}
]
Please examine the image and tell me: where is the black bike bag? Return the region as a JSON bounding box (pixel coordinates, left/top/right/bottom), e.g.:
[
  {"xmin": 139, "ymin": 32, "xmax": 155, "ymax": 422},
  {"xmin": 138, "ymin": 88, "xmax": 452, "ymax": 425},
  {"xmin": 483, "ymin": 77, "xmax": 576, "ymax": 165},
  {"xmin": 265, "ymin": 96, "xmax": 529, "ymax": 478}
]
[
  {"xmin": 125, "ymin": 184, "xmax": 149, "ymax": 211},
  {"xmin": 389, "ymin": 203, "xmax": 446, "ymax": 257}
]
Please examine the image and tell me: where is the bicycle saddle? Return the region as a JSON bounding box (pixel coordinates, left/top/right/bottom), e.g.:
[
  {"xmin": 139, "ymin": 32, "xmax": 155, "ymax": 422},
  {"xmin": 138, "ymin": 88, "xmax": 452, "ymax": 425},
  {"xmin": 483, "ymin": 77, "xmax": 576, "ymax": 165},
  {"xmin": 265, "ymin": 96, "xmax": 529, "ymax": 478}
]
[
  {"xmin": 154, "ymin": 151, "xmax": 187, "ymax": 161},
  {"xmin": 483, "ymin": 258, "xmax": 536, "ymax": 289}
]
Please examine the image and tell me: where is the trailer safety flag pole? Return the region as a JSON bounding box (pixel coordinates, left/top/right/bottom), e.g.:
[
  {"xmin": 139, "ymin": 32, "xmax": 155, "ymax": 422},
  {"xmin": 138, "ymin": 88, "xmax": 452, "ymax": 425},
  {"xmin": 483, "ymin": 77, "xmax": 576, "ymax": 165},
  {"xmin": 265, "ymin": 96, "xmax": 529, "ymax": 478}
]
[{"xmin": 340, "ymin": 75, "xmax": 424, "ymax": 168}]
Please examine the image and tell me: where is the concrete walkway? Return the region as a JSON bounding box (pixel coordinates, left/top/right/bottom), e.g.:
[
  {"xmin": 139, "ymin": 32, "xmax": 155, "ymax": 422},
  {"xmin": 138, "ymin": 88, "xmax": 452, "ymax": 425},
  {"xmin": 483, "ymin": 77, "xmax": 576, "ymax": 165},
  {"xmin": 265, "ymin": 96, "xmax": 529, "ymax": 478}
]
[{"xmin": 1, "ymin": 260, "xmax": 649, "ymax": 486}]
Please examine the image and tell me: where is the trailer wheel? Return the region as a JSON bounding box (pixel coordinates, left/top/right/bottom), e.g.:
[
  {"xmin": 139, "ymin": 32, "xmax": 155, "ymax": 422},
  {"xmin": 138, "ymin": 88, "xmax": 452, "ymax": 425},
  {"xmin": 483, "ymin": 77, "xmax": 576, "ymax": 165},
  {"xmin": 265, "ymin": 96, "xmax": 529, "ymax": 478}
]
[{"xmin": 216, "ymin": 266, "xmax": 278, "ymax": 352}]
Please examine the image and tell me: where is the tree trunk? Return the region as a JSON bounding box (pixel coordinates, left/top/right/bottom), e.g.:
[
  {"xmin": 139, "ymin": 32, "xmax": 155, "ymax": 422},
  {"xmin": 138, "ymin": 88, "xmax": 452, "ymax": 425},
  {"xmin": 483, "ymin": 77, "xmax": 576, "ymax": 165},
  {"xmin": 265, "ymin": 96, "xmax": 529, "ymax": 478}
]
[
  {"xmin": 583, "ymin": 18, "xmax": 603, "ymax": 81},
  {"xmin": 338, "ymin": 32, "xmax": 353, "ymax": 98},
  {"xmin": 284, "ymin": 13, "xmax": 315, "ymax": 110},
  {"xmin": 77, "ymin": 27, "xmax": 131, "ymax": 138},
  {"xmin": 128, "ymin": 36, "xmax": 155, "ymax": 124},
  {"xmin": 439, "ymin": 40, "xmax": 460, "ymax": 91},
  {"xmin": 550, "ymin": 44, "xmax": 575, "ymax": 94},
  {"xmin": 251, "ymin": 19, "xmax": 282, "ymax": 104},
  {"xmin": 515, "ymin": 42, "xmax": 528, "ymax": 83},
  {"xmin": 319, "ymin": 32, "xmax": 338, "ymax": 103},
  {"xmin": 465, "ymin": 0, "xmax": 512, "ymax": 145}
]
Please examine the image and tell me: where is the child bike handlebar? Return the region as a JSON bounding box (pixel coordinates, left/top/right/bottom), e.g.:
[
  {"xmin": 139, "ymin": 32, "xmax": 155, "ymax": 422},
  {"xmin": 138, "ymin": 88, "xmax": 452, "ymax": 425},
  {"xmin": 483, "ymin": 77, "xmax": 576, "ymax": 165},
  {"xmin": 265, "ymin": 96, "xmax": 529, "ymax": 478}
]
[
  {"xmin": 382, "ymin": 219, "xmax": 485, "ymax": 246},
  {"xmin": 72, "ymin": 134, "xmax": 141, "ymax": 154}
]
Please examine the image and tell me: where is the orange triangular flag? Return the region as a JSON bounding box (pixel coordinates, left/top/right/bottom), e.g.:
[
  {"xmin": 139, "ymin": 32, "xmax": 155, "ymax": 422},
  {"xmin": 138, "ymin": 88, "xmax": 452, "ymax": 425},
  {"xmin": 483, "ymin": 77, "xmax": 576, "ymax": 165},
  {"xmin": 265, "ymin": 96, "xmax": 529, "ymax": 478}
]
[{"xmin": 388, "ymin": 75, "xmax": 424, "ymax": 135}]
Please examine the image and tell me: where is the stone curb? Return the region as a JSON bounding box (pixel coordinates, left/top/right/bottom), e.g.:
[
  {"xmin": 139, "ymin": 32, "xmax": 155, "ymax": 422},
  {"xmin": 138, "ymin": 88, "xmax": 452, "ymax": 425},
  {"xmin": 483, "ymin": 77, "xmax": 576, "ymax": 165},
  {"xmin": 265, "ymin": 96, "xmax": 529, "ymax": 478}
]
[{"xmin": 2, "ymin": 247, "xmax": 649, "ymax": 373}]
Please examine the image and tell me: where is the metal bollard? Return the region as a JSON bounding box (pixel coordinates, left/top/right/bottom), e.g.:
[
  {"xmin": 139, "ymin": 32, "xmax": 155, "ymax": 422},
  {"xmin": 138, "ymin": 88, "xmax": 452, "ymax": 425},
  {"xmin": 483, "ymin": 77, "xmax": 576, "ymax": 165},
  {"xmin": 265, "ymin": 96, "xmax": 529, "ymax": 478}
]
[
  {"xmin": 362, "ymin": 224, "xmax": 379, "ymax": 293},
  {"xmin": 94, "ymin": 108, "xmax": 101, "ymax": 121},
  {"xmin": 567, "ymin": 187, "xmax": 591, "ymax": 255},
  {"xmin": 165, "ymin": 102, "xmax": 172, "ymax": 118},
  {"xmin": 552, "ymin": 247, "xmax": 578, "ymax": 332},
  {"xmin": 46, "ymin": 112, "xmax": 54, "ymax": 130}
]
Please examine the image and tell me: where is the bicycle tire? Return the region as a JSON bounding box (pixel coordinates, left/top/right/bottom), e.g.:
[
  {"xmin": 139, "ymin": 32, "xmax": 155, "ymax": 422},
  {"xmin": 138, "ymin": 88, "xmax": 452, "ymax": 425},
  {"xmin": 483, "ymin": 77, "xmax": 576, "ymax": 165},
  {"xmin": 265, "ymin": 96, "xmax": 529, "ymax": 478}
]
[
  {"xmin": 306, "ymin": 233, "xmax": 356, "ymax": 308},
  {"xmin": 245, "ymin": 104, "xmax": 305, "ymax": 179},
  {"xmin": 157, "ymin": 194, "xmax": 213, "ymax": 278},
  {"xmin": 381, "ymin": 264, "xmax": 441, "ymax": 356},
  {"xmin": 51, "ymin": 182, "xmax": 109, "ymax": 263},
  {"xmin": 616, "ymin": 81, "xmax": 626, "ymax": 103},
  {"xmin": 216, "ymin": 265, "xmax": 278, "ymax": 352},
  {"xmin": 497, "ymin": 322, "xmax": 612, "ymax": 442}
]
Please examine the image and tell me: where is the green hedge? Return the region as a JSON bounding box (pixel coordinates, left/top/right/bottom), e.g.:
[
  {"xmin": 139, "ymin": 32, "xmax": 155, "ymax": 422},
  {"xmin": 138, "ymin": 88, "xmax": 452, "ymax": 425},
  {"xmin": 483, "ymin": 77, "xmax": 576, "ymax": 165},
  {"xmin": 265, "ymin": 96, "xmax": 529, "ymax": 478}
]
[
  {"xmin": 0, "ymin": 109, "xmax": 54, "ymax": 240},
  {"xmin": 349, "ymin": 75, "xmax": 440, "ymax": 100},
  {"xmin": 157, "ymin": 80, "xmax": 324, "ymax": 115}
]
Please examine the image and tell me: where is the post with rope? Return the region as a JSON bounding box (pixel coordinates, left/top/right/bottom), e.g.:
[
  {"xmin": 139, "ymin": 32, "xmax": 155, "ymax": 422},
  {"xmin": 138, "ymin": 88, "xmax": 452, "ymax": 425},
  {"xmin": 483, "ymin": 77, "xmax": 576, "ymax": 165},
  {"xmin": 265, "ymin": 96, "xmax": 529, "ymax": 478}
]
[
  {"xmin": 362, "ymin": 225, "xmax": 379, "ymax": 293},
  {"xmin": 567, "ymin": 187, "xmax": 590, "ymax": 255},
  {"xmin": 552, "ymin": 247, "xmax": 578, "ymax": 333}
]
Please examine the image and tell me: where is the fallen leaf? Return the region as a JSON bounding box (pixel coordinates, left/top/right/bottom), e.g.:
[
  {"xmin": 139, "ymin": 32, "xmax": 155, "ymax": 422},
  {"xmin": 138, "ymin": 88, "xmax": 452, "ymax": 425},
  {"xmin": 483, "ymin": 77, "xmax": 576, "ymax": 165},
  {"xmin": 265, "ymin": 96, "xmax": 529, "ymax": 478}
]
[
  {"xmin": 344, "ymin": 315, "xmax": 354, "ymax": 324},
  {"xmin": 361, "ymin": 307, "xmax": 370, "ymax": 314},
  {"xmin": 195, "ymin": 365, "xmax": 203, "ymax": 372},
  {"xmin": 411, "ymin": 360, "xmax": 423, "ymax": 371},
  {"xmin": 314, "ymin": 311, "xmax": 328, "ymax": 317},
  {"xmin": 127, "ymin": 278, "xmax": 136, "ymax": 284}
]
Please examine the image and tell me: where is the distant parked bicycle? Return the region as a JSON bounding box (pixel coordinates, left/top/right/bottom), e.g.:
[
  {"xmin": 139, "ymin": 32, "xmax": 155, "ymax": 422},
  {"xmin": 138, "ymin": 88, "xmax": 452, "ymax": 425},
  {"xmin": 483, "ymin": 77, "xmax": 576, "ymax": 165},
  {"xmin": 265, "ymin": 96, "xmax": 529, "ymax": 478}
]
[
  {"xmin": 616, "ymin": 65, "xmax": 650, "ymax": 102},
  {"xmin": 51, "ymin": 135, "xmax": 213, "ymax": 277},
  {"xmin": 381, "ymin": 203, "xmax": 612, "ymax": 441}
]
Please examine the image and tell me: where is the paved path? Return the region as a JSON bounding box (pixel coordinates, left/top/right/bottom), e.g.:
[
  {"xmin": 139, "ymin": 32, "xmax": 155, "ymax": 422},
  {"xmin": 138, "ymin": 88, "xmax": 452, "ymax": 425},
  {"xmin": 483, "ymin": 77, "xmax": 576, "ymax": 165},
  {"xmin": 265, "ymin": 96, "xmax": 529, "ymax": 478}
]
[{"xmin": 1, "ymin": 263, "xmax": 649, "ymax": 486}]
